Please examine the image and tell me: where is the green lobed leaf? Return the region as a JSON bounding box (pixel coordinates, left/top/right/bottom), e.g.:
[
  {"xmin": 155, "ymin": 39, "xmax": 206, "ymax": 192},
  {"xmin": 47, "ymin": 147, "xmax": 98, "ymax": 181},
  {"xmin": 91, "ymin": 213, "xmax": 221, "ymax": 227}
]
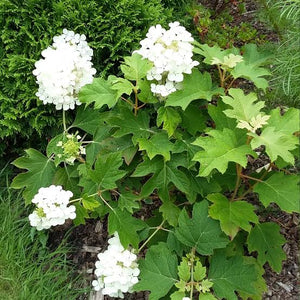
[
  {"xmin": 138, "ymin": 79, "xmax": 159, "ymax": 103},
  {"xmin": 118, "ymin": 190, "xmax": 141, "ymax": 213},
  {"xmin": 207, "ymin": 193, "xmax": 258, "ymax": 239},
  {"xmin": 180, "ymin": 102, "xmax": 208, "ymax": 135},
  {"xmin": 254, "ymin": 172, "xmax": 300, "ymax": 213},
  {"xmin": 175, "ymin": 200, "xmax": 229, "ymax": 255},
  {"xmin": 108, "ymin": 207, "xmax": 146, "ymax": 249},
  {"xmin": 194, "ymin": 261, "xmax": 206, "ymax": 281},
  {"xmin": 193, "ymin": 43, "xmax": 236, "ymax": 65},
  {"xmin": 208, "ymin": 251, "xmax": 257, "ymax": 300},
  {"xmin": 73, "ymin": 203, "xmax": 89, "ymax": 226},
  {"xmin": 178, "ymin": 258, "xmax": 190, "ymax": 281},
  {"xmin": 170, "ymin": 291, "xmax": 186, "ymax": 300},
  {"xmin": 157, "ymin": 106, "xmax": 182, "ymax": 137},
  {"xmin": 81, "ymin": 194, "xmax": 100, "ymax": 210},
  {"xmin": 199, "ymin": 293, "xmax": 217, "ymax": 300},
  {"xmin": 88, "ymin": 152, "xmax": 126, "ymax": 190},
  {"xmin": 132, "ymin": 156, "xmax": 190, "ymax": 202},
  {"xmin": 249, "ymin": 126, "xmax": 298, "ymax": 164},
  {"xmin": 120, "ymin": 53, "xmax": 152, "ymax": 82},
  {"xmin": 53, "ymin": 165, "xmax": 80, "ymax": 197},
  {"xmin": 159, "ymin": 199, "xmax": 181, "ymax": 227},
  {"xmin": 207, "ymin": 100, "xmax": 236, "ymax": 130},
  {"xmin": 231, "ymin": 44, "xmax": 272, "ymax": 91},
  {"xmin": 247, "ymin": 222, "xmax": 286, "ymax": 272},
  {"xmin": 71, "ymin": 106, "xmax": 104, "ymax": 135},
  {"xmin": 11, "ymin": 149, "xmax": 56, "ymax": 205},
  {"xmin": 193, "ymin": 128, "xmax": 256, "ymax": 176},
  {"xmin": 78, "ymin": 77, "xmax": 119, "ymax": 109},
  {"xmin": 239, "ymin": 257, "xmax": 267, "ymax": 300},
  {"xmin": 134, "ymin": 243, "xmax": 178, "ymax": 300},
  {"xmin": 137, "ymin": 131, "xmax": 174, "ymax": 161},
  {"xmin": 166, "ymin": 69, "xmax": 223, "ymax": 110},
  {"xmin": 108, "ymin": 75, "xmax": 134, "ymax": 97},
  {"xmin": 107, "ymin": 104, "xmax": 150, "ymax": 140},
  {"xmin": 222, "ymin": 88, "xmax": 265, "ymax": 123},
  {"xmin": 267, "ymin": 107, "xmax": 300, "ymax": 135}
]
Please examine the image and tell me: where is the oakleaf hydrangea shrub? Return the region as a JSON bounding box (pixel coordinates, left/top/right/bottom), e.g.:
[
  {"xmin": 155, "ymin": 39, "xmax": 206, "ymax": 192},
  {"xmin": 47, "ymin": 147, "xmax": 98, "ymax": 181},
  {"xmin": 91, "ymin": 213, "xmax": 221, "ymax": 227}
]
[
  {"xmin": 0, "ymin": 0, "xmax": 175, "ymax": 157},
  {"xmin": 11, "ymin": 22, "xmax": 299, "ymax": 300}
]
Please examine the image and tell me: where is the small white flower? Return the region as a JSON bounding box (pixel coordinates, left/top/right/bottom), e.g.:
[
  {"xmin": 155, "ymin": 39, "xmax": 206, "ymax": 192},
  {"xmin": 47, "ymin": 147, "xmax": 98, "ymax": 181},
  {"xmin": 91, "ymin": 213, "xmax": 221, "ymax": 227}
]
[
  {"xmin": 28, "ymin": 185, "xmax": 76, "ymax": 230},
  {"xmin": 92, "ymin": 233, "xmax": 140, "ymax": 298}
]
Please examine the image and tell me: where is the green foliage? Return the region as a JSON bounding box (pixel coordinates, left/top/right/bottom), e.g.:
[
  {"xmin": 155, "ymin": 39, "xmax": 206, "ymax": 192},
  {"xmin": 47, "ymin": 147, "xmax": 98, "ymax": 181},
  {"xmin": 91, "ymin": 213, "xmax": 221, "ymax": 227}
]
[
  {"xmin": 253, "ymin": 173, "xmax": 300, "ymax": 213},
  {"xmin": 174, "ymin": 201, "xmax": 229, "ymax": 255},
  {"xmin": 207, "ymin": 193, "xmax": 258, "ymax": 239},
  {"xmin": 189, "ymin": 1, "xmax": 266, "ymax": 48},
  {"xmin": 9, "ymin": 28, "xmax": 300, "ymax": 300},
  {"xmin": 0, "ymin": 0, "xmax": 175, "ymax": 156},
  {"xmin": 11, "ymin": 149, "xmax": 56, "ymax": 205},
  {"xmin": 247, "ymin": 222, "xmax": 286, "ymax": 272},
  {"xmin": 166, "ymin": 70, "xmax": 223, "ymax": 110},
  {"xmin": 208, "ymin": 251, "xmax": 258, "ymax": 300},
  {"xmin": 134, "ymin": 243, "xmax": 178, "ymax": 300},
  {"xmin": 193, "ymin": 128, "xmax": 255, "ymax": 176}
]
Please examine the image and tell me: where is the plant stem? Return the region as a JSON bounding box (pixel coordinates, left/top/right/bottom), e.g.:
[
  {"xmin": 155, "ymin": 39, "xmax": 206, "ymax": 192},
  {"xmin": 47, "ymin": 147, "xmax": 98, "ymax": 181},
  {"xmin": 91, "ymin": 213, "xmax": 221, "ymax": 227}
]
[
  {"xmin": 134, "ymin": 87, "xmax": 138, "ymax": 116},
  {"xmin": 62, "ymin": 110, "xmax": 67, "ymax": 132},
  {"xmin": 138, "ymin": 220, "xmax": 165, "ymax": 252},
  {"xmin": 98, "ymin": 192, "xmax": 115, "ymax": 212},
  {"xmin": 240, "ymin": 173, "xmax": 263, "ymax": 182},
  {"xmin": 231, "ymin": 163, "xmax": 242, "ymax": 201},
  {"xmin": 189, "ymin": 248, "xmax": 196, "ymax": 299}
]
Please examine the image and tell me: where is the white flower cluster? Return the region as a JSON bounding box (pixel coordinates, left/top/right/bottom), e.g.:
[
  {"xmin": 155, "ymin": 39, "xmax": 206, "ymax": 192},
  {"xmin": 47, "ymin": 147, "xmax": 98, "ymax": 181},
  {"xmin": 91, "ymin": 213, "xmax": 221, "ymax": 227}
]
[
  {"xmin": 29, "ymin": 185, "xmax": 76, "ymax": 230},
  {"xmin": 92, "ymin": 233, "xmax": 139, "ymax": 298},
  {"xmin": 33, "ymin": 29, "xmax": 96, "ymax": 110},
  {"xmin": 135, "ymin": 21, "xmax": 199, "ymax": 97}
]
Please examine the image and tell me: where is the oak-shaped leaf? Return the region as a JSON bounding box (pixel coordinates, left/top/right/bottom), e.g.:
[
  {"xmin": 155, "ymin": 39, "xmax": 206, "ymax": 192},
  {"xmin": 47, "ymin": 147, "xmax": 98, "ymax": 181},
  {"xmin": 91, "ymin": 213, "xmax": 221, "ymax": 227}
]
[
  {"xmin": 134, "ymin": 243, "xmax": 178, "ymax": 300},
  {"xmin": 239, "ymin": 257, "xmax": 267, "ymax": 300},
  {"xmin": 267, "ymin": 107, "xmax": 300, "ymax": 135},
  {"xmin": 108, "ymin": 207, "xmax": 146, "ymax": 249},
  {"xmin": 254, "ymin": 172, "xmax": 299, "ymax": 213},
  {"xmin": 193, "ymin": 128, "xmax": 256, "ymax": 176},
  {"xmin": 78, "ymin": 77, "xmax": 119, "ymax": 109},
  {"xmin": 71, "ymin": 106, "xmax": 104, "ymax": 135},
  {"xmin": 11, "ymin": 149, "xmax": 56, "ymax": 205},
  {"xmin": 207, "ymin": 100, "xmax": 236, "ymax": 130},
  {"xmin": 107, "ymin": 104, "xmax": 150, "ymax": 141},
  {"xmin": 222, "ymin": 88, "xmax": 265, "ymax": 123},
  {"xmin": 174, "ymin": 200, "xmax": 229, "ymax": 255},
  {"xmin": 120, "ymin": 53, "xmax": 152, "ymax": 82},
  {"xmin": 193, "ymin": 43, "xmax": 236, "ymax": 65},
  {"xmin": 207, "ymin": 193, "xmax": 258, "ymax": 239},
  {"xmin": 166, "ymin": 69, "xmax": 223, "ymax": 110},
  {"xmin": 208, "ymin": 250, "xmax": 257, "ymax": 300},
  {"xmin": 157, "ymin": 106, "xmax": 182, "ymax": 137},
  {"xmin": 247, "ymin": 222, "xmax": 286, "ymax": 272},
  {"xmin": 132, "ymin": 156, "xmax": 190, "ymax": 201},
  {"xmin": 231, "ymin": 44, "xmax": 271, "ymax": 91},
  {"xmin": 88, "ymin": 152, "xmax": 126, "ymax": 190},
  {"xmin": 137, "ymin": 131, "xmax": 174, "ymax": 161},
  {"xmin": 249, "ymin": 127, "xmax": 298, "ymax": 164}
]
